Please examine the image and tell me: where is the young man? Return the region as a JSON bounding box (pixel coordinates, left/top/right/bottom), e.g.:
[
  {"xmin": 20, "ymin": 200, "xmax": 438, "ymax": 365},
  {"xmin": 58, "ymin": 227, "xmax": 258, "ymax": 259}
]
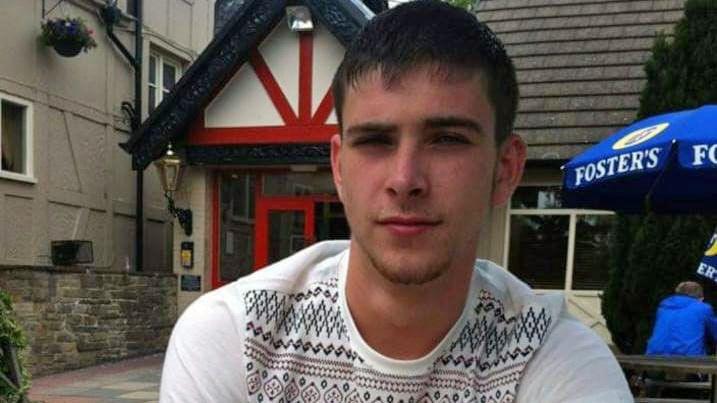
[{"xmin": 160, "ymin": 2, "xmax": 632, "ymax": 401}]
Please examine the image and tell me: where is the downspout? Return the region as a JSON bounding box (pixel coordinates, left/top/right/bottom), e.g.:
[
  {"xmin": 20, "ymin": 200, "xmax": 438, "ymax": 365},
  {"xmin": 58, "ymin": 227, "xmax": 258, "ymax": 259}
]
[
  {"xmin": 103, "ymin": 0, "xmax": 144, "ymax": 271},
  {"xmin": 134, "ymin": 0, "xmax": 144, "ymax": 272}
]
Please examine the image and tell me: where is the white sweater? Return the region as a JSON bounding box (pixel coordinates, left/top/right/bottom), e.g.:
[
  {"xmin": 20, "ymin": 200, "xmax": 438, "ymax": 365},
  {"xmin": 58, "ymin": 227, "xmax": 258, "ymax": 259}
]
[{"xmin": 160, "ymin": 241, "xmax": 632, "ymax": 402}]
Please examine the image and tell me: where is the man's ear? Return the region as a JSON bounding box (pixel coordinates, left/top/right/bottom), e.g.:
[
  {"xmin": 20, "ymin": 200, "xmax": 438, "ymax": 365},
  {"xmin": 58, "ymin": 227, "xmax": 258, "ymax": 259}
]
[
  {"xmin": 330, "ymin": 134, "xmax": 344, "ymax": 201},
  {"xmin": 491, "ymin": 133, "xmax": 527, "ymax": 206}
]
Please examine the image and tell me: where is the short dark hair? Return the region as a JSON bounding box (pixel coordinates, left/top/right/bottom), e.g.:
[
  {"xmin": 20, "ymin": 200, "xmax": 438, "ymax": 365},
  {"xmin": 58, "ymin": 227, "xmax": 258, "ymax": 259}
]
[{"xmin": 332, "ymin": 0, "xmax": 519, "ymax": 144}]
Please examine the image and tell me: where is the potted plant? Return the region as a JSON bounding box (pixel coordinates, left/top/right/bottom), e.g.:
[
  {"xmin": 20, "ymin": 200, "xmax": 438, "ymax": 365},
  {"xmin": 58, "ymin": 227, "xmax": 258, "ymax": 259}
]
[{"xmin": 39, "ymin": 17, "xmax": 97, "ymax": 57}]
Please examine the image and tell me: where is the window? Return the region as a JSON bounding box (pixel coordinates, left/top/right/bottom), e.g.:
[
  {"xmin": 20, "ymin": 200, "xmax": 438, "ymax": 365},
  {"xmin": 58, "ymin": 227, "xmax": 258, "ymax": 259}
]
[
  {"xmin": 148, "ymin": 52, "xmax": 182, "ymax": 114},
  {"xmin": 506, "ymin": 185, "xmax": 614, "ymax": 290},
  {"xmin": 219, "ymin": 172, "xmax": 257, "ymax": 282},
  {"xmin": 0, "ymin": 94, "xmax": 33, "ymax": 181},
  {"xmin": 229, "ymin": 173, "xmax": 255, "ymax": 221}
]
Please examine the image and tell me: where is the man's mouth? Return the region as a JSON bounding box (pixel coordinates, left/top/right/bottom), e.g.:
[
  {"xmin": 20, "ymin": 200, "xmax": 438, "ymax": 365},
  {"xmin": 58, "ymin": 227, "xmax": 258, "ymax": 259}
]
[{"xmin": 377, "ymin": 216, "xmax": 441, "ymax": 236}]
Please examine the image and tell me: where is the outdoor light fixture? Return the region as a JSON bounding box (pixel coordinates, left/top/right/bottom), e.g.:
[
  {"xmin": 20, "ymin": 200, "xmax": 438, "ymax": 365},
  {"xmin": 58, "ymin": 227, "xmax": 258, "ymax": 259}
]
[
  {"xmin": 286, "ymin": 6, "xmax": 313, "ymax": 32},
  {"xmin": 154, "ymin": 143, "xmax": 192, "ymax": 236}
]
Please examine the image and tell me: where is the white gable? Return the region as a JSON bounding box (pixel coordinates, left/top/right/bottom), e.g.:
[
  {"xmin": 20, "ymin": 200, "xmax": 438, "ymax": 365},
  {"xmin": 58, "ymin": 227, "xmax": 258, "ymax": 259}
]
[
  {"xmin": 203, "ymin": 13, "xmax": 346, "ymax": 129},
  {"xmin": 204, "ymin": 63, "xmax": 282, "ymax": 127}
]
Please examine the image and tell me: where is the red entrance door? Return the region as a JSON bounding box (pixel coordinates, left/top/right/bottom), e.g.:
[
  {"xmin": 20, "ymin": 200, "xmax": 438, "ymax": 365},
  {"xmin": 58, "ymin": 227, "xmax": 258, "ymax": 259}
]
[{"xmin": 254, "ymin": 197, "xmax": 315, "ymax": 269}]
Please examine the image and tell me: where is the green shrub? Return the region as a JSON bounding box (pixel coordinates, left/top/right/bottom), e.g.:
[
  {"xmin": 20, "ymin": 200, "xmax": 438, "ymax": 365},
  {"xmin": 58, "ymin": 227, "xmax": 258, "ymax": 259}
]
[{"xmin": 0, "ymin": 290, "xmax": 29, "ymax": 403}]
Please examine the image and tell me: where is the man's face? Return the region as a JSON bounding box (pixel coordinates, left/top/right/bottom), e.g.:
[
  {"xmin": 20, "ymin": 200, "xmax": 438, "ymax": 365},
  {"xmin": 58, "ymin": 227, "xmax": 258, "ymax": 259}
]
[{"xmin": 331, "ymin": 67, "xmax": 525, "ymax": 285}]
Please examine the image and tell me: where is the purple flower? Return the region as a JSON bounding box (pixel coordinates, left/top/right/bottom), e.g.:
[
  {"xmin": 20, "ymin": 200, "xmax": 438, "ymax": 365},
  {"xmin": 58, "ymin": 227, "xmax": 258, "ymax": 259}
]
[{"xmin": 40, "ymin": 16, "xmax": 98, "ymax": 51}]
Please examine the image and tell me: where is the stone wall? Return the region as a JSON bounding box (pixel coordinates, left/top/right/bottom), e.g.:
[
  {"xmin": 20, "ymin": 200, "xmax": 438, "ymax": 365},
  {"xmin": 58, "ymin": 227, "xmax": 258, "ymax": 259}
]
[{"xmin": 0, "ymin": 266, "xmax": 177, "ymax": 376}]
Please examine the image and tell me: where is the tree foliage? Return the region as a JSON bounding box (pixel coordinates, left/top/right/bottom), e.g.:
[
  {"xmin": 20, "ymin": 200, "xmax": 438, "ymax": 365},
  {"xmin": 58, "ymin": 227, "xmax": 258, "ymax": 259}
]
[
  {"xmin": 638, "ymin": 0, "xmax": 717, "ymax": 117},
  {"xmin": 0, "ymin": 290, "xmax": 29, "ymax": 402},
  {"xmin": 445, "ymin": 0, "xmax": 477, "ymax": 10},
  {"xmin": 602, "ymin": 0, "xmax": 717, "ymax": 354}
]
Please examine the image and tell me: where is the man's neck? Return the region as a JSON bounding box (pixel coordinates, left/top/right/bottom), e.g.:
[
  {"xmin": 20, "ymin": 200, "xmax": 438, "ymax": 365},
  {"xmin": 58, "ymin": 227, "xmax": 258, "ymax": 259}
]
[{"xmin": 344, "ymin": 248, "xmax": 474, "ymax": 360}]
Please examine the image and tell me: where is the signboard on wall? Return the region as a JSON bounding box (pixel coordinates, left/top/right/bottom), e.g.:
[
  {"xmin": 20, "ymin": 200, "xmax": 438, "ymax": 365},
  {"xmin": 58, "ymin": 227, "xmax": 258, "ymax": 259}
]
[{"xmin": 180, "ymin": 275, "xmax": 201, "ymax": 292}]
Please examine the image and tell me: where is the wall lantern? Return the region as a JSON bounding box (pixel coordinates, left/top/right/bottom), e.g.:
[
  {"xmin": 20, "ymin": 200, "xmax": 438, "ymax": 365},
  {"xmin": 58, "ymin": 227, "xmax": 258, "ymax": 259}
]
[
  {"xmin": 286, "ymin": 6, "xmax": 313, "ymax": 32},
  {"xmin": 154, "ymin": 143, "xmax": 192, "ymax": 236}
]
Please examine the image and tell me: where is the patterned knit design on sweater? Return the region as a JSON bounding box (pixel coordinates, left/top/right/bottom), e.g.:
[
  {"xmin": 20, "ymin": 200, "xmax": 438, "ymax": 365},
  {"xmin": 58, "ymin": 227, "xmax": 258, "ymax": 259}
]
[{"xmin": 243, "ymin": 278, "xmax": 553, "ymax": 403}]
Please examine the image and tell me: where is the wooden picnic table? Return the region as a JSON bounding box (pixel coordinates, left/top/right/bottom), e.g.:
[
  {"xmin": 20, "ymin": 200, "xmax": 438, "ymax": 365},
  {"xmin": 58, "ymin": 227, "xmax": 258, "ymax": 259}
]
[{"xmin": 616, "ymin": 354, "xmax": 717, "ymax": 403}]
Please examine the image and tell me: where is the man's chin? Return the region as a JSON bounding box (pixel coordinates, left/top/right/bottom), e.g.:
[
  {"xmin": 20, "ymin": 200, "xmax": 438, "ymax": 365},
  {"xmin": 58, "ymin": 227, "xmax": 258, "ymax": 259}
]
[
  {"xmin": 368, "ymin": 254, "xmax": 448, "ymax": 286},
  {"xmin": 379, "ymin": 268, "xmax": 444, "ymax": 286}
]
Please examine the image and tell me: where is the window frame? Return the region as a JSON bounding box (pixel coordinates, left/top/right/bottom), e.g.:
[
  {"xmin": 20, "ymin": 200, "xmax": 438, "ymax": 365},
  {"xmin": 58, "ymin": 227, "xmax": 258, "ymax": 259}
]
[
  {"xmin": 503, "ymin": 182, "xmax": 613, "ymax": 292},
  {"xmin": 0, "ymin": 93, "xmax": 35, "ymax": 184},
  {"xmin": 148, "ymin": 51, "xmax": 183, "ymax": 114}
]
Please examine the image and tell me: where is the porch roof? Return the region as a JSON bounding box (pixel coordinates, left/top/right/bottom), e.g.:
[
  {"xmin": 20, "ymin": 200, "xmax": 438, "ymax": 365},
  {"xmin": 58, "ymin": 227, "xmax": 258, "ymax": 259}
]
[{"xmin": 122, "ymin": 0, "xmax": 385, "ymax": 170}]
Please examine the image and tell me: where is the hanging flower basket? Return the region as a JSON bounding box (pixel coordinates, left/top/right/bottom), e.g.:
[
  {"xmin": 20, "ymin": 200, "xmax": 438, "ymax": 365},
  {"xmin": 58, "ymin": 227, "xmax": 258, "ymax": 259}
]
[
  {"xmin": 39, "ymin": 17, "xmax": 97, "ymax": 57},
  {"xmin": 52, "ymin": 39, "xmax": 84, "ymax": 57}
]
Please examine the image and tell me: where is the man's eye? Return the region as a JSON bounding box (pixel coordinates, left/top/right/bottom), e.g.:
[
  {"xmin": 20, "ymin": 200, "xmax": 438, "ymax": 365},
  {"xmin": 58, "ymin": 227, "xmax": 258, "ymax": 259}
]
[
  {"xmin": 432, "ymin": 134, "xmax": 470, "ymax": 145},
  {"xmin": 351, "ymin": 134, "xmax": 393, "ymax": 147}
]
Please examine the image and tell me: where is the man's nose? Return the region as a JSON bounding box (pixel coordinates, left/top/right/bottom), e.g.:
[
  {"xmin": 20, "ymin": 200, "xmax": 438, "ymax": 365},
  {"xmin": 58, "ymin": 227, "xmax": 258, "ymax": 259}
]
[{"xmin": 386, "ymin": 145, "xmax": 428, "ymax": 198}]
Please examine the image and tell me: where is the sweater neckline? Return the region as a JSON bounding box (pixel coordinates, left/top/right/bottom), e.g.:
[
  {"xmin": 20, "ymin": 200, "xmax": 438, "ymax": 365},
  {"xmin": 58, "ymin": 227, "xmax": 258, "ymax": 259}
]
[{"xmin": 336, "ymin": 250, "xmax": 477, "ymax": 376}]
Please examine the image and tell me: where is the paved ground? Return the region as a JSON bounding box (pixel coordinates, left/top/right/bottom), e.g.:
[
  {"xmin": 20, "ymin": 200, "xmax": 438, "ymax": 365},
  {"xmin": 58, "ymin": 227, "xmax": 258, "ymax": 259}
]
[{"xmin": 28, "ymin": 354, "xmax": 163, "ymax": 403}]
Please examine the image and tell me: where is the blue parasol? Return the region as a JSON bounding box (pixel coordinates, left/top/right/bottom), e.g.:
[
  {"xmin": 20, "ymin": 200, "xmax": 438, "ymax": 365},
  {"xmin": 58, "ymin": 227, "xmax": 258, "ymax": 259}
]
[{"xmin": 562, "ymin": 105, "xmax": 717, "ymax": 214}]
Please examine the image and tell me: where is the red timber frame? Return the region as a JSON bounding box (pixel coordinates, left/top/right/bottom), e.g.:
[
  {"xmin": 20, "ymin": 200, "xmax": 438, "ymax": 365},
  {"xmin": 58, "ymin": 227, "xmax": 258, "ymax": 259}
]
[{"xmin": 188, "ymin": 32, "xmax": 338, "ymax": 146}]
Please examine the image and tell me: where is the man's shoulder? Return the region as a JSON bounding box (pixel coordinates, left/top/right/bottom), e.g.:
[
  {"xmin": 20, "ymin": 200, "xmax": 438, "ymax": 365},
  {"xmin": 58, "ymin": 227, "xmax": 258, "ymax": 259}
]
[
  {"xmin": 472, "ymin": 259, "xmax": 564, "ymax": 320},
  {"xmin": 471, "ymin": 261, "xmax": 618, "ymax": 374},
  {"xmin": 517, "ymin": 312, "xmax": 631, "ymax": 401},
  {"xmin": 676, "ymin": 295, "xmax": 715, "ymax": 316},
  {"xmin": 177, "ymin": 241, "xmax": 349, "ymax": 330},
  {"xmin": 473, "ymin": 259, "xmax": 531, "ymax": 294},
  {"xmin": 537, "ymin": 314, "xmax": 611, "ymax": 374},
  {"xmin": 233, "ymin": 240, "xmax": 349, "ymax": 294},
  {"xmin": 544, "ymin": 312, "xmax": 612, "ymax": 356},
  {"xmin": 697, "ymin": 300, "xmax": 715, "ymax": 317}
]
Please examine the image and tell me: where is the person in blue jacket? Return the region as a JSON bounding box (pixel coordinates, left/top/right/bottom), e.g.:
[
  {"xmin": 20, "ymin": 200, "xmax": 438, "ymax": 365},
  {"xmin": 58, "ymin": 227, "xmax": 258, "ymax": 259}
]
[{"xmin": 646, "ymin": 281, "xmax": 717, "ymax": 356}]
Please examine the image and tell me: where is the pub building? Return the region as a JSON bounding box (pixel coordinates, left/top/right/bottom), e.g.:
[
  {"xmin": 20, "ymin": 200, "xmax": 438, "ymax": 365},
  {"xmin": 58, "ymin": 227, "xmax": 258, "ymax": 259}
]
[{"xmin": 124, "ymin": 0, "xmax": 661, "ymax": 345}]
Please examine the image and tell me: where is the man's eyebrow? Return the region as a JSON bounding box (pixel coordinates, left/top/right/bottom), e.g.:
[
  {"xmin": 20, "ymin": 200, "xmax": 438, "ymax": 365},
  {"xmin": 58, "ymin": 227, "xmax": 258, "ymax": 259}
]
[
  {"xmin": 344, "ymin": 122, "xmax": 397, "ymax": 137},
  {"xmin": 424, "ymin": 116, "xmax": 485, "ymax": 134}
]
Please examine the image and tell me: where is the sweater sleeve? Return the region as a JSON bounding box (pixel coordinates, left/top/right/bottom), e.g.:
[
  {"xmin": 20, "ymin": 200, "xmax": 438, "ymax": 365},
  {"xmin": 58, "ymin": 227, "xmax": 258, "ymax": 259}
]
[
  {"xmin": 159, "ymin": 285, "xmax": 248, "ymax": 403},
  {"xmin": 516, "ymin": 313, "xmax": 633, "ymax": 403}
]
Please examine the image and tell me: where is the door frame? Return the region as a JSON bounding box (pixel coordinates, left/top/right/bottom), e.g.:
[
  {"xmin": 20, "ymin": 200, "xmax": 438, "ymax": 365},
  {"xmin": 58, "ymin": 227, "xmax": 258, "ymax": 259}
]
[{"xmin": 254, "ymin": 196, "xmax": 315, "ymax": 269}]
